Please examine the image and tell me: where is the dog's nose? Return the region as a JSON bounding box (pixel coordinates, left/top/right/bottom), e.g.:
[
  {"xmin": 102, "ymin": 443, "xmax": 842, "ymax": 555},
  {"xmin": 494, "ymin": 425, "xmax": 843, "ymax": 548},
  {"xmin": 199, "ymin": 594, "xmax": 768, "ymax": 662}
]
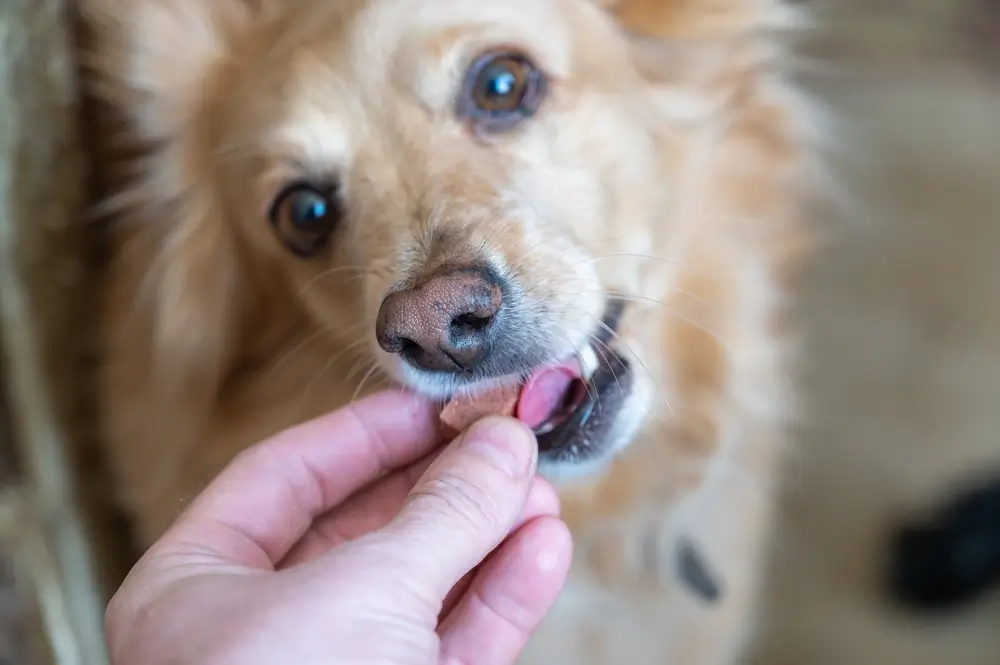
[{"xmin": 376, "ymin": 267, "xmax": 503, "ymax": 373}]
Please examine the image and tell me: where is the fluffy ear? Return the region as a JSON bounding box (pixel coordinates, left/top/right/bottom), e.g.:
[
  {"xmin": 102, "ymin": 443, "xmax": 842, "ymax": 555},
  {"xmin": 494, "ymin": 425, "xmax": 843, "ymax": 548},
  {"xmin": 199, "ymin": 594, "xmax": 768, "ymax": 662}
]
[
  {"xmin": 83, "ymin": 0, "xmax": 260, "ymax": 417},
  {"xmin": 605, "ymin": 0, "xmax": 804, "ymax": 41},
  {"xmin": 81, "ymin": 0, "xmax": 257, "ymax": 140},
  {"xmin": 627, "ymin": 35, "xmax": 763, "ymax": 122},
  {"xmin": 104, "ymin": 195, "xmax": 245, "ymax": 417},
  {"xmin": 611, "ymin": 0, "xmax": 807, "ymax": 123}
]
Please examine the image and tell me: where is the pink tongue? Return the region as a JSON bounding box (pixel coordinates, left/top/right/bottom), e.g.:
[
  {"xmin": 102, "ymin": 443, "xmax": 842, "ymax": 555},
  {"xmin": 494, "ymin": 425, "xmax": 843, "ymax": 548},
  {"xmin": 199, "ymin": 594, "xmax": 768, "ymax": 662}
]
[{"xmin": 516, "ymin": 361, "xmax": 581, "ymax": 430}]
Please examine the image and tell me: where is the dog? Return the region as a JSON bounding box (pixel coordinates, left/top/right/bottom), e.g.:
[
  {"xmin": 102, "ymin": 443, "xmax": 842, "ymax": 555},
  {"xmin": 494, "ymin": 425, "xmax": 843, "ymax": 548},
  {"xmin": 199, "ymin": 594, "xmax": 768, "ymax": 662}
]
[{"xmin": 84, "ymin": 0, "xmax": 817, "ymax": 661}]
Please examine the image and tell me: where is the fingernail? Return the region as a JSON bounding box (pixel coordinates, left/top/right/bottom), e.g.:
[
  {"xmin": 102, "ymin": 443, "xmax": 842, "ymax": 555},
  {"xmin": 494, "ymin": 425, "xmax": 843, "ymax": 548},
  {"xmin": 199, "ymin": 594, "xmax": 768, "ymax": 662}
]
[{"xmin": 462, "ymin": 418, "xmax": 535, "ymax": 477}]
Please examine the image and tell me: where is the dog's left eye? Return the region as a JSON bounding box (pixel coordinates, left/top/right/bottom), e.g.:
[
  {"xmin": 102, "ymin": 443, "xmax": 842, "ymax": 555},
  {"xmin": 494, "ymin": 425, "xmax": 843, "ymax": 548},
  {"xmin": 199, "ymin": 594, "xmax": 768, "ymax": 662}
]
[
  {"xmin": 457, "ymin": 51, "xmax": 547, "ymax": 133},
  {"xmin": 268, "ymin": 183, "xmax": 341, "ymax": 258}
]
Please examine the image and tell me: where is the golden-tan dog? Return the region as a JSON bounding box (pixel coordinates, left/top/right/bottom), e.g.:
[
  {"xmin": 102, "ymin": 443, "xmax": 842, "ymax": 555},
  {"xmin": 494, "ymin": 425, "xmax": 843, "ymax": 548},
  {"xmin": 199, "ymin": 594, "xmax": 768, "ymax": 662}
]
[{"xmin": 84, "ymin": 0, "xmax": 819, "ymax": 661}]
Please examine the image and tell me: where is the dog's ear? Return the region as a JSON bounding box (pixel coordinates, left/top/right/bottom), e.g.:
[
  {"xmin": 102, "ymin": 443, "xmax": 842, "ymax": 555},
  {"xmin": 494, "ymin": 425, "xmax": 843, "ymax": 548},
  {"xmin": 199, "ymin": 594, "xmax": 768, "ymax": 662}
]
[
  {"xmin": 604, "ymin": 0, "xmax": 804, "ymax": 41},
  {"xmin": 626, "ymin": 35, "xmax": 760, "ymax": 123},
  {"xmin": 84, "ymin": 0, "xmax": 263, "ymax": 420},
  {"xmin": 82, "ymin": 0, "xmax": 258, "ymax": 141},
  {"xmin": 103, "ymin": 196, "xmax": 245, "ymax": 423},
  {"xmin": 609, "ymin": 0, "xmax": 806, "ymax": 123}
]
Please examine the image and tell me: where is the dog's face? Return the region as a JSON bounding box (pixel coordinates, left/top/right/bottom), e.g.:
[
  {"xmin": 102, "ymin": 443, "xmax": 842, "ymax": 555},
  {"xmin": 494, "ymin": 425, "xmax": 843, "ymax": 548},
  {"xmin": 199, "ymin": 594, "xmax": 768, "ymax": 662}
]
[
  {"xmin": 90, "ymin": 0, "xmax": 770, "ymax": 479},
  {"xmin": 177, "ymin": 0, "xmax": 702, "ymax": 474}
]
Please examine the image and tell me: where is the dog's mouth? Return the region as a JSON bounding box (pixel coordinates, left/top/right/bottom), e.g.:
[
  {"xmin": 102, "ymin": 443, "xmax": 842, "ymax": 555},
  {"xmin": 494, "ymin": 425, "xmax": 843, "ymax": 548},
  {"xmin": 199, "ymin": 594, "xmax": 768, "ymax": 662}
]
[
  {"xmin": 451, "ymin": 299, "xmax": 632, "ymax": 464},
  {"xmin": 522, "ymin": 300, "xmax": 632, "ymax": 462}
]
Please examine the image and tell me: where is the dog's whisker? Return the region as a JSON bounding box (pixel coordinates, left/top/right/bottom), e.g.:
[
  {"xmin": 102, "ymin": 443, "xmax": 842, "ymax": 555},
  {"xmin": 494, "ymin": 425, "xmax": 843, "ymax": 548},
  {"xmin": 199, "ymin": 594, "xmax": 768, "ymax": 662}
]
[
  {"xmin": 294, "ymin": 336, "xmax": 368, "ymax": 416},
  {"xmin": 591, "ymin": 331, "xmax": 676, "ymax": 416},
  {"xmin": 571, "ymin": 252, "xmax": 685, "ymax": 270},
  {"xmin": 297, "ymin": 265, "xmax": 377, "ymax": 299},
  {"xmin": 557, "ymin": 298, "xmax": 679, "ymax": 425},
  {"xmin": 602, "ymin": 290, "xmax": 792, "ymax": 388},
  {"xmin": 265, "ymin": 327, "xmax": 333, "ymax": 378},
  {"xmin": 589, "ymin": 332, "xmax": 627, "ymax": 391},
  {"xmin": 594, "ymin": 333, "xmax": 658, "ymax": 411},
  {"xmin": 265, "ymin": 321, "xmax": 367, "ymax": 378},
  {"xmin": 602, "ymin": 292, "xmax": 734, "ymax": 360},
  {"xmin": 562, "ymin": 300, "xmax": 656, "ymax": 390},
  {"xmin": 587, "ymin": 337, "xmax": 621, "ymax": 404},
  {"xmin": 351, "ymin": 361, "xmax": 382, "ymax": 403},
  {"xmin": 565, "ymin": 336, "xmax": 602, "ymax": 410},
  {"xmin": 325, "ymin": 336, "xmax": 370, "ymax": 370},
  {"xmin": 551, "ymin": 272, "xmax": 715, "ymax": 309},
  {"xmin": 345, "ymin": 355, "xmax": 370, "ymax": 382},
  {"xmin": 556, "ymin": 300, "xmax": 655, "ymax": 412}
]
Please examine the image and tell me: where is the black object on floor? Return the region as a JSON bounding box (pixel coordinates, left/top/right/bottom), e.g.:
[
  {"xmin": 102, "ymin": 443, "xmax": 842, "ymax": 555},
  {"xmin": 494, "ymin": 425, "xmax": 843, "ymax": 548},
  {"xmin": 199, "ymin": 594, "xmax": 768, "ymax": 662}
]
[{"xmin": 889, "ymin": 474, "xmax": 1000, "ymax": 611}]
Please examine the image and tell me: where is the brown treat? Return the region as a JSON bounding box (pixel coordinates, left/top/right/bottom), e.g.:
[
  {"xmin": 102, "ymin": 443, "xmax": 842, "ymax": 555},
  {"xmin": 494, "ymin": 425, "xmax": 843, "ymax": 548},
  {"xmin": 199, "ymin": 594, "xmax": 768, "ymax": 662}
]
[{"xmin": 440, "ymin": 384, "xmax": 520, "ymax": 437}]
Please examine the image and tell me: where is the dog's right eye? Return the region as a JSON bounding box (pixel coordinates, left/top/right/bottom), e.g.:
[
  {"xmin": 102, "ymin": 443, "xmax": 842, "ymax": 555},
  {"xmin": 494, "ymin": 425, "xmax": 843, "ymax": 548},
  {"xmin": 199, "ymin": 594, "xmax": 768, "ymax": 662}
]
[
  {"xmin": 457, "ymin": 51, "xmax": 547, "ymax": 134},
  {"xmin": 268, "ymin": 182, "xmax": 341, "ymax": 258}
]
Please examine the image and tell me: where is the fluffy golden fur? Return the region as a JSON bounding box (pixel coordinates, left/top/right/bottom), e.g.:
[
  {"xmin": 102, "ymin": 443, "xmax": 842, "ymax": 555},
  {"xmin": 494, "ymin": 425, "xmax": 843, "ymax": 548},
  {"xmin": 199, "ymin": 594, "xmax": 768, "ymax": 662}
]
[{"xmin": 84, "ymin": 0, "xmax": 818, "ymax": 662}]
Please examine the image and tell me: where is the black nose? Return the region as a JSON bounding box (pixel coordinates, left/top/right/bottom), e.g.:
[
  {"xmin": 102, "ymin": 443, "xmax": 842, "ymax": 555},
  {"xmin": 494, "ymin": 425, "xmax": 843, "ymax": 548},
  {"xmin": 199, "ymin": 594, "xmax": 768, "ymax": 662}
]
[
  {"xmin": 888, "ymin": 475, "xmax": 1000, "ymax": 611},
  {"xmin": 376, "ymin": 266, "xmax": 504, "ymax": 373}
]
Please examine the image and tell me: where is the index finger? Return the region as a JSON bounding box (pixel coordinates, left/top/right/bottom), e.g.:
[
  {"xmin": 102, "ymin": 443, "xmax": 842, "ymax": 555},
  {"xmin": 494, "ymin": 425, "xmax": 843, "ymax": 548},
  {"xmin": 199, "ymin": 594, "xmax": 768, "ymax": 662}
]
[{"xmin": 161, "ymin": 389, "xmax": 445, "ymax": 568}]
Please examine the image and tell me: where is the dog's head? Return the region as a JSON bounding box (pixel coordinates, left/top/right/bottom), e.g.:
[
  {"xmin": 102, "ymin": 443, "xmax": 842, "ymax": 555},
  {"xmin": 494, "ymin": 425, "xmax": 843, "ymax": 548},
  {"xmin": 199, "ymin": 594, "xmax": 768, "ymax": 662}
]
[{"xmin": 89, "ymin": 0, "xmax": 802, "ymax": 476}]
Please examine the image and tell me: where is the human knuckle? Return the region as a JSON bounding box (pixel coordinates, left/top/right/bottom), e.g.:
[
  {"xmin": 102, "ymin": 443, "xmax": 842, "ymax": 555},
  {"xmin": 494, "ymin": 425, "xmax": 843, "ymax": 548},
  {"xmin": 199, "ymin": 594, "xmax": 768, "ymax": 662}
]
[
  {"xmin": 231, "ymin": 440, "xmax": 269, "ymax": 470},
  {"xmin": 415, "ymin": 472, "xmax": 503, "ymax": 531}
]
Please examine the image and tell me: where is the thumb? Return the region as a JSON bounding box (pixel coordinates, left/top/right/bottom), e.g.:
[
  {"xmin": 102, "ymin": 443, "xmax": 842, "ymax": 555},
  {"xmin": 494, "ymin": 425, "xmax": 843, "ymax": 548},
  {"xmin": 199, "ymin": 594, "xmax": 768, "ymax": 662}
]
[{"xmin": 373, "ymin": 416, "xmax": 538, "ymax": 602}]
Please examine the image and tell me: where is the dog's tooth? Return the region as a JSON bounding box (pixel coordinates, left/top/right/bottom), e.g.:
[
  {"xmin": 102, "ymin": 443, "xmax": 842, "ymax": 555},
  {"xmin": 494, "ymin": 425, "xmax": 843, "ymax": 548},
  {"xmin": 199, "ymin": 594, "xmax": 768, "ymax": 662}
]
[{"xmin": 580, "ymin": 345, "xmax": 599, "ymax": 378}]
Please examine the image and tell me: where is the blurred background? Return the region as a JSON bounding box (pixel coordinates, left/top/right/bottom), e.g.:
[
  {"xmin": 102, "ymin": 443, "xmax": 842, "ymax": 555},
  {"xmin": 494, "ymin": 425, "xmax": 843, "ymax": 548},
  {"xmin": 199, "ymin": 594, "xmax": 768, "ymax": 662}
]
[{"xmin": 1, "ymin": 0, "xmax": 999, "ymax": 663}]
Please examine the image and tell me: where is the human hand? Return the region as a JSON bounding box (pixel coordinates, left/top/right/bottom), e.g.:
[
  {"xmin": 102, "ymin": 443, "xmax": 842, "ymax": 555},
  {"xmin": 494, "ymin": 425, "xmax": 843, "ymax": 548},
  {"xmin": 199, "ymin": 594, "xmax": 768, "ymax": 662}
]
[{"xmin": 104, "ymin": 390, "xmax": 572, "ymax": 665}]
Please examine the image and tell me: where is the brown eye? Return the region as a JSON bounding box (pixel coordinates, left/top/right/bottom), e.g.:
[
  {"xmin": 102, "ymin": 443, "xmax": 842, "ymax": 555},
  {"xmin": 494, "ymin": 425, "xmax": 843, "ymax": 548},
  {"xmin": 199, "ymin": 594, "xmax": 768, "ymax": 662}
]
[
  {"xmin": 458, "ymin": 51, "xmax": 546, "ymax": 133},
  {"xmin": 268, "ymin": 182, "xmax": 340, "ymax": 258}
]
